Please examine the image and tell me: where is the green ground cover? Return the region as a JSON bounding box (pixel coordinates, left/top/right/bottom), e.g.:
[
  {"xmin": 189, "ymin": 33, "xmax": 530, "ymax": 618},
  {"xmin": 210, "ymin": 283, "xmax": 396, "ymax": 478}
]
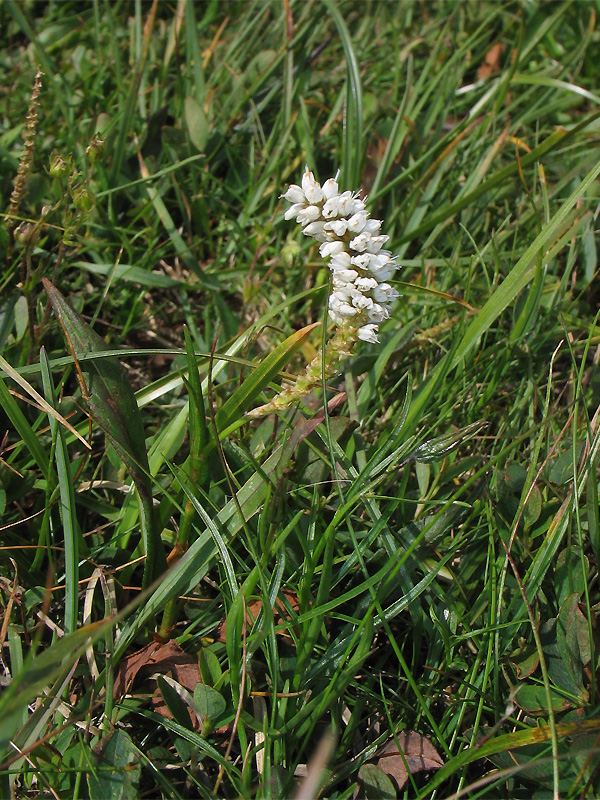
[{"xmin": 1, "ymin": 0, "xmax": 600, "ymax": 797}]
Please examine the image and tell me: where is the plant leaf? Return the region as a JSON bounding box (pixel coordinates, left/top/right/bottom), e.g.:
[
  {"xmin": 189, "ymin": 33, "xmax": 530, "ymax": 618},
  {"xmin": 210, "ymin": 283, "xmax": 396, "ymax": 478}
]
[
  {"xmin": 42, "ymin": 279, "xmax": 166, "ymax": 585},
  {"xmin": 87, "ymin": 729, "xmax": 141, "ymax": 800},
  {"xmin": 193, "ymin": 683, "xmax": 227, "ymax": 724},
  {"xmin": 375, "ymin": 732, "xmax": 443, "ymax": 791}
]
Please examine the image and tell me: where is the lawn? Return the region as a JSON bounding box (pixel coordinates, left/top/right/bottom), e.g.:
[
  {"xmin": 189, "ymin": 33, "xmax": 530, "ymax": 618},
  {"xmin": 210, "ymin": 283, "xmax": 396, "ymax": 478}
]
[{"xmin": 1, "ymin": 1, "xmax": 600, "ymax": 797}]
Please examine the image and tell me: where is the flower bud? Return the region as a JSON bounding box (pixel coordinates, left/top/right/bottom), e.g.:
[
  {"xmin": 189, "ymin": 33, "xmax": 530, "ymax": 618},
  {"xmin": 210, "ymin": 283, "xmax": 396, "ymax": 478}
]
[
  {"xmin": 13, "ymin": 222, "xmax": 39, "ymax": 246},
  {"xmin": 85, "ymin": 133, "xmax": 106, "ymax": 163},
  {"xmin": 281, "ymin": 237, "xmax": 301, "ymax": 268},
  {"xmin": 49, "ymin": 153, "xmax": 73, "ymax": 178},
  {"xmin": 72, "ymin": 184, "xmax": 95, "ymax": 213}
]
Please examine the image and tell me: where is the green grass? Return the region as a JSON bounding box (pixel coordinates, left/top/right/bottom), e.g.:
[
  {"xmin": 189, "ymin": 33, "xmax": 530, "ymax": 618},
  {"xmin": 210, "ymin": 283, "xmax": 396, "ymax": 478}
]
[{"xmin": 1, "ymin": 1, "xmax": 600, "ymax": 797}]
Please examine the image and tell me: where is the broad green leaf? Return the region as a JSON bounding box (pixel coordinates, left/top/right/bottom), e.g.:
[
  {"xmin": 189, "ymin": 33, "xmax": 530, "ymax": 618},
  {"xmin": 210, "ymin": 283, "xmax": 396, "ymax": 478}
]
[
  {"xmin": 43, "ymin": 280, "xmax": 149, "ymax": 488},
  {"xmin": 193, "ymin": 684, "xmax": 227, "ymax": 723},
  {"xmin": 557, "ymin": 593, "xmax": 592, "ymax": 673},
  {"xmin": 555, "ymin": 547, "xmax": 588, "ymax": 608},
  {"xmin": 199, "ymin": 648, "xmax": 222, "ymax": 687},
  {"xmin": 42, "ymin": 279, "xmax": 166, "ymax": 585},
  {"xmin": 358, "ymin": 764, "xmax": 397, "ymax": 800},
  {"xmin": 523, "ymin": 486, "xmax": 543, "ymax": 529},
  {"xmin": 157, "ymin": 676, "xmax": 195, "ymax": 731},
  {"xmin": 87, "ymin": 729, "xmax": 141, "ymax": 800},
  {"xmin": 513, "ymin": 683, "xmax": 573, "ymax": 714}
]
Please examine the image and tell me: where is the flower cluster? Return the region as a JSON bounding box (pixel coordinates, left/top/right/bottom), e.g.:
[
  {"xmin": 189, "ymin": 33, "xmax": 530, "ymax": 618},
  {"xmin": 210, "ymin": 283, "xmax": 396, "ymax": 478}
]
[
  {"xmin": 282, "ymin": 167, "xmax": 399, "ymax": 343},
  {"xmin": 247, "ymin": 167, "xmax": 398, "ymax": 418}
]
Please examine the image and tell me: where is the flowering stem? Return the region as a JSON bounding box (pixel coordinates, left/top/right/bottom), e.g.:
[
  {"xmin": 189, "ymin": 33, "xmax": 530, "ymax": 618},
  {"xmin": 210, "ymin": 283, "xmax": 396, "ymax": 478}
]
[{"xmin": 248, "ymin": 323, "xmax": 356, "ymax": 418}]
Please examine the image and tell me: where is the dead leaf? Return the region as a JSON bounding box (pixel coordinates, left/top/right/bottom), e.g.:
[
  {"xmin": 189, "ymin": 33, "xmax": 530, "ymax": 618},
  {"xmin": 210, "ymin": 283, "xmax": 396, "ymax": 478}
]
[
  {"xmin": 114, "ymin": 640, "xmax": 200, "ymax": 696},
  {"xmin": 114, "ymin": 640, "xmax": 203, "ymax": 728},
  {"xmin": 477, "ymin": 43, "xmax": 505, "ymax": 79},
  {"xmin": 375, "ymin": 731, "xmax": 443, "ymax": 791},
  {"xmin": 217, "ymin": 589, "xmax": 300, "ymax": 643}
]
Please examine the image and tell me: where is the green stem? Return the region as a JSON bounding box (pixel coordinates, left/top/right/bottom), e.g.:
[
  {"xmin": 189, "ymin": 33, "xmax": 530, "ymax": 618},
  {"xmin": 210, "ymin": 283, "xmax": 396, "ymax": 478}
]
[{"xmin": 249, "ymin": 324, "xmax": 356, "ymax": 417}]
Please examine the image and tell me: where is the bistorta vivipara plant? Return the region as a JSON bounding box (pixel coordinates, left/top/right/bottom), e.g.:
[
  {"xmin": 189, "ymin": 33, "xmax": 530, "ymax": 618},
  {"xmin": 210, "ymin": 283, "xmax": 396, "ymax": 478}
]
[{"xmin": 249, "ymin": 167, "xmax": 399, "ymax": 417}]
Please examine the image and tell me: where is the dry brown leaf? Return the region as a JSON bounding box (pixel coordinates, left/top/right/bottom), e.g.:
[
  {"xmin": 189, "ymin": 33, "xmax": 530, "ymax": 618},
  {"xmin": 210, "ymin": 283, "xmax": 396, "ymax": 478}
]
[
  {"xmin": 375, "ymin": 731, "xmax": 444, "ymax": 791},
  {"xmin": 114, "ymin": 640, "xmax": 203, "ymax": 729},
  {"xmin": 114, "ymin": 640, "xmax": 200, "ymax": 697},
  {"xmin": 217, "ymin": 589, "xmax": 300, "ymax": 643},
  {"xmin": 477, "ymin": 43, "xmax": 505, "ymax": 79}
]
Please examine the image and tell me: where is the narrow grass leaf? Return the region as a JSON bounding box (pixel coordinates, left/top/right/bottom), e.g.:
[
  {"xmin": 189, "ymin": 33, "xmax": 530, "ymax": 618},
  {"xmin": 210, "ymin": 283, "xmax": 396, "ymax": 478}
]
[
  {"xmin": 322, "ymin": 0, "xmax": 362, "ymax": 189},
  {"xmin": 39, "ymin": 347, "xmax": 80, "ymax": 635},
  {"xmin": 0, "ymin": 620, "xmax": 112, "ymax": 760},
  {"xmin": 0, "ymin": 354, "xmax": 89, "ymax": 451},
  {"xmin": 114, "ymin": 441, "xmax": 294, "ymax": 659},
  {"xmin": 398, "ymin": 113, "xmax": 600, "ymax": 244},
  {"xmin": 0, "ymin": 376, "xmax": 50, "ymax": 477}
]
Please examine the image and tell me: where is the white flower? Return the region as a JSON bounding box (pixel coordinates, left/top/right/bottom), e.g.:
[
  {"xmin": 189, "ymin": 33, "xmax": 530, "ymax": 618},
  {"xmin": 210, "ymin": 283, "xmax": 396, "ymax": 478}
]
[
  {"xmin": 323, "ymin": 219, "xmax": 348, "ymax": 237},
  {"xmin": 349, "ymin": 233, "xmax": 371, "ymax": 253},
  {"xmin": 368, "ymin": 303, "xmax": 389, "ymax": 322},
  {"xmin": 322, "ymin": 173, "xmax": 340, "ymax": 199},
  {"xmin": 329, "ymin": 252, "xmax": 352, "ymax": 270},
  {"xmin": 347, "ymin": 211, "xmax": 368, "ymax": 232},
  {"xmin": 301, "ymin": 169, "xmax": 324, "ymax": 204},
  {"xmin": 302, "ymin": 221, "xmax": 326, "ymax": 238},
  {"xmin": 372, "ymin": 283, "xmax": 400, "ymax": 304},
  {"xmin": 365, "ymin": 235, "xmax": 389, "ymax": 253},
  {"xmin": 350, "ymin": 292, "xmax": 373, "ymax": 311},
  {"xmin": 296, "ymin": 205, "xmax": 321, "ymax": 225},
  {"xmin": 363, "ymin": 219, "xmax": 382, "ymax": 234},
  {"xmin": 357, "ymin": 324, "xmax": 379, "ymax": 343},
  {"xmin": 366, "ymin": 251, "xmax": 394, "ymax": 269},
  {"xmin": 284, "ymin": 202, "xmax": 305, "ymax": 221},
  {"xmin": 353, "ymin": 252, "xmax": 397, "ymax": 281},
  {"xmin": 371, "ymin": 265, "xmax": 396, "ymax": 282},
  {"xmin": 329, "ymin": 292, "xmax": 359, "ymax": 318},
  {"xmin": 282, "ymin": 184, "xmax": 305, "ymax": 204},
  {"xmin": 355, "ymin": 276, "xmax": 379, "ymax": 292},
  {"xmin": 322, "ymin": 194, "xmax": 345, "ymax": 219},
  {"xmin": 251, "ymin": 168, "xmax": 399, "ymax": 417},
  {"xmin": 319, "ymin": 241, "xmax": 345, "ymax": 258},
  {"xmin": 332, "ymin": 269, "xmax": 359, "ymax": 285}
]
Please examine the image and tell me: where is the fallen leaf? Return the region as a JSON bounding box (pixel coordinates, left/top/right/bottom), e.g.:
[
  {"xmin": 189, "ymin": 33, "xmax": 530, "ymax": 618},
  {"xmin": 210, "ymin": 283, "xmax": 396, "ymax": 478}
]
[
  {"xmin": 114, "ymin": 641, "xmax": 202, "ymax": 728},
  {"xmin": 477, "ymin": 43, "xmax": 505, "ymax": 79},
  {"xmin": 217, "ymin": 589, "xmax": 300, "ymax": 643},
  {"xmin": 375, "ymin": 731, "xmax": 443, "ymax": 791},
  {"xmin": 114, "ymin": 641, "xmax": 200, "ymax": 696}
]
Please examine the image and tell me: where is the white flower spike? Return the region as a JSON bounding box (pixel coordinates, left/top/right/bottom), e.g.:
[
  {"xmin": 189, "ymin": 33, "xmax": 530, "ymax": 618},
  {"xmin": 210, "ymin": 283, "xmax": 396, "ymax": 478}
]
[{"xmin": 248, "ymin": 167, "xmax": 399, "ymax": 417}]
